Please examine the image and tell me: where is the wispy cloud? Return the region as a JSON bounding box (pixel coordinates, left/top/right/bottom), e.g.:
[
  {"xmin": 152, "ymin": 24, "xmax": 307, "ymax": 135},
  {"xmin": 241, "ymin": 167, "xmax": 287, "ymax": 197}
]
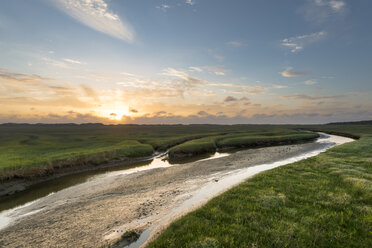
[
  {"xmin": 281, "ymin": 31, "xmax": 326, "ymax": 53},
  {"xmin": 282, "ymin": 94, "xmax": 344, "ymax": 101},
  {"xmin": 185, "ymin": 0, "xmax": 196, "ymax": 6},
  {"xmin": 0, "ymin": 68, "xmax": 94, "ymax": 108},
  {"xmin": 299, "ymin": 0, "xmax": 346, "ymax": 24},
  {"xmin": 222, "ymin": 96, "xmax": 250, "ymax": 104},
  {"xmin": 205, "ymin": 66, "xmax": 229, "ymax": 76},
  {"xmin": 227, "ymin": 85, "xmax": 268, "ymax": 95},
  {"xmin": 226, "ymin": 41, "xmax": 244, "ymax": 47},
  {"xmin": 304, "ymin": 80, "xmax": 319, "ymax": 85},
  {"xmin": 63, "ymin": 58, "xmax": 85, "ymax": 65},
  {"xmin": 314, "ymin": 0, "xmax": 345, "ymax": 13},
  {"xmin": 0, "ymin": 68, "xmax": 54, "ymax": 82},
  {"xmin": 189, "ymin": 66, "xmax": 203, "ymax": 72},
  {"xmin": 54, "ymin": 0, "xmax": 134, "ymax": 42},
  {"xmin": 280, "ymin": 67, "xmax": 307, "ymax": 78},
  {"xmin": 156, "ymin": 4, "xmax": 171, "ymax": 12},
  {"xmin": 161, "ymin": 68, "xmax": 207, "ymax": 87},
  {"xmin": 273, "ymin": 85, "xmax": 288, "ymax": 89}
]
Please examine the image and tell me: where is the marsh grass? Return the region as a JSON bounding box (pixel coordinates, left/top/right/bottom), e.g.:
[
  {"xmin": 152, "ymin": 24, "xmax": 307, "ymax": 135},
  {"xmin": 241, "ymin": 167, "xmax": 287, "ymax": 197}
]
[
  {"xmin": 169, "ymin": 132, "xmax": 318, "ymax": 159},
  {"xmin": 0, "ymin": 124, "xmax": 309, "ymax": 180},
  {"xmin": 148, "ymin": 125, "xmax": 372, "ymax": 248}
]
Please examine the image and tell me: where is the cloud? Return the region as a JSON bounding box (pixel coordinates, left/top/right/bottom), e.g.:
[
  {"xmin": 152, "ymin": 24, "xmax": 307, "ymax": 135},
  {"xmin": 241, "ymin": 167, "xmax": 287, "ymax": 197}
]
[
  {"xmin": 161, "ymin": 68, "xmax": 207, "ymax": 88},
  {"xmin": 223, "ymin": 96, "xmax": 250, "ymax": 104},
  {"xmin": 315, "ymin": 0, "xmax": 345, "ymax": 12},
  {"xmin": 273, "ymin": 85, "xmax": 288, "ymax": 89},
  {"xmin": 281, "ymin": 31, "xmax": 326, "ymax": 53},
  {"xmin": 299, "ymin": 0, "xmax": 346, "ymax": 24},
  {"xmin": 63, "ymin": 58, "xmax": 85, "ymax": 65},
  {"xmin": 81, "ymin": 85, "xmax": 99, "ymax": 101},
  {"xmin": 197, "ymin": 111, "xmax": 209, "ymax": 116},
  {"xmin": 156, "ymin": 111, "xmax": 167, "ymax": 116},
  {"xmin": 185, "ymin": 0, "xmax": 195, "ymax": 6},
  {"xmin": 54, "ymin": 0, "xmax": 134, "ymax": 42},
  {"xmin": 0, "ymin": 68, "xmax": 54, "ymax": 82},
  {"xmin": 157, "ymin": 4, "xmax": 171, "ymax": 12},
  {"xmin": 0, "ymin": 68, "xmax": 95, "ymax": 108},
  {"xmin": 304, "ymin": 80, "xmax": 319, "ymax": 85},
  {"xmin": 209, "ymin": 82, "xmax": 268, "ymax": 95},
  {"xmin": 224, "ymin": 96, "xmax": 238, "ymax": 102},
  {"xmin": 226, "ymin": 41, "xmax": 244, "ymax": 47},
  {"xmin": 42, "ymin": 57, "xmax": 71, "ymax": 69},
  {"xmin": 240, "ymin": 86, "xmax": 268, "ymax": 95},
  {"xmin": 205, "ymin": 66, "xmax": 229, "ymax": 76},
  {"xmin": 282, "ymin": 94, "xmax": 345, "ymax": 101},
  {"xmin": 281, "ymin": 67, "xmax": 306, "ymax": 78},
  {"xmin": 189, "ymin": 66, "xmax": 203, "ymax": 72}
]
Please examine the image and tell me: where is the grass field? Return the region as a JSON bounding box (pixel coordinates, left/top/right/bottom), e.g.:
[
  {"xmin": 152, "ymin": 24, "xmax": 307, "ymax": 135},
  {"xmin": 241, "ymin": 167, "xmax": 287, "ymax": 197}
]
[
  {"xmin": 168, "ymin": 131, "xmax": 318, "ymax": 160},
  {"xmin": 0, "ymin": 124, "xmax": 315, "ymax": 180},
  {"xmin": 148, "ymin": 124, "xmax": 372, "ymax": 248}
]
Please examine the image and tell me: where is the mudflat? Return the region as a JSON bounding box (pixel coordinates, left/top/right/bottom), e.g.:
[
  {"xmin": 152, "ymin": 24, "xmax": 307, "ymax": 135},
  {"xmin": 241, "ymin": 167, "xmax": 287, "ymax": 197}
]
[{"xmin": 0, "ymin": 142, "xmax": 324, "ymax": 248}]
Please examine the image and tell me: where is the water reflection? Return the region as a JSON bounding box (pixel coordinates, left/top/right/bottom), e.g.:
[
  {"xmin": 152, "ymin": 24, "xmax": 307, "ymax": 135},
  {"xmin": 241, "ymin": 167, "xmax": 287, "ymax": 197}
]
[{"xmin": 0, "ymin": 150, "xmax": 231, "ymax": 213}]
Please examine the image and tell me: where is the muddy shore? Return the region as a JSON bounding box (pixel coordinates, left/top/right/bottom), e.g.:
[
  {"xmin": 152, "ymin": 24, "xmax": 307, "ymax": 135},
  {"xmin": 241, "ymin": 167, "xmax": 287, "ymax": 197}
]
[
  {"xmin": 0, "ymin": 153, "xmax": 165, "ymax": 198},
  {"xmin": 0, "ymin": 142, "xmax": 328, "ymax": 248}
]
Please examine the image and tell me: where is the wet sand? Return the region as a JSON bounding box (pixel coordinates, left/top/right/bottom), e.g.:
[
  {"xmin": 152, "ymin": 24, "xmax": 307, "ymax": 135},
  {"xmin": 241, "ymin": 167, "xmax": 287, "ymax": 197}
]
[{"xmin": 0, "ymin": 134, "xmax": 353, "ymax": 248}]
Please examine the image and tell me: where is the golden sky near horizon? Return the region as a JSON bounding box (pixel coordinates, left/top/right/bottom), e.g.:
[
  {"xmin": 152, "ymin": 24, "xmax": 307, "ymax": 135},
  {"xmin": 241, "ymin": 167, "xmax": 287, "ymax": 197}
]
[{"xmin": 0, "ymin": 0, "xmax": 371, "ymax": 124}]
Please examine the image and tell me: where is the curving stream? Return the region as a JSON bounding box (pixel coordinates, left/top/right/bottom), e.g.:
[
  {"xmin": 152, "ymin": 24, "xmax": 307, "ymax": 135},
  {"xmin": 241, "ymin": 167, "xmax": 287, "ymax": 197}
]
[
  {"xmin": 0, "ymin": 151, "xmax": 232, "ymax": 230},
  {"xmin": 0, "ymin": 133, "xmax": 354, "ymax": 247},
  {"xmin": 127, "ymin": 133, "xmax": 354, "ymax": 248}
]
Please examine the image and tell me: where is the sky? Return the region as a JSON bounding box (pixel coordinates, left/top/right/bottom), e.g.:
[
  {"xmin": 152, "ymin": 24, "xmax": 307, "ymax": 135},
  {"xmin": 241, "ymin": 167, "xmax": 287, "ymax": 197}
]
[{"xmin": 0, "ymin": 0, "xmax": 371, "ymax": 124}]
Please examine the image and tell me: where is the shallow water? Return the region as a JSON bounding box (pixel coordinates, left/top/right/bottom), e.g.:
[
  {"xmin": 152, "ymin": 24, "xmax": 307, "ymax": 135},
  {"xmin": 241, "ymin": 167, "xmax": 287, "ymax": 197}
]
[
  {"xmin": 0, "ymin": 150, "xmax": 232, "ymax": 213},
  {"xmin": 0, "ymin": 151, "xmax": 231, "ymax": 230}
]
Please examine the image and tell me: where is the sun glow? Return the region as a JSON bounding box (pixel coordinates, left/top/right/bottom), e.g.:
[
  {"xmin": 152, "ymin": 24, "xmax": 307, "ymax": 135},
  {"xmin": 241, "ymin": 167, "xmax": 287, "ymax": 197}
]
[{"xmin": 97, "ymin": 105, "xmax": 130, "ymax": 121}]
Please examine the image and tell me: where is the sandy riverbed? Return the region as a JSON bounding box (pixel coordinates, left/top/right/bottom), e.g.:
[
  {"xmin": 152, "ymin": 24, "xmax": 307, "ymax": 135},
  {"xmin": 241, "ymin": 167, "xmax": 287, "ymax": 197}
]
[{"xmin": 0, "ymin": 136, "xmax": 348, "ymax": 248}]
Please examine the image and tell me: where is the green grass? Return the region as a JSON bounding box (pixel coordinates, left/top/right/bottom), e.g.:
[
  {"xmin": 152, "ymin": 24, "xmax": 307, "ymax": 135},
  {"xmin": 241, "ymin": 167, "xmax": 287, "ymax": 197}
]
[
  {"xmin": 168, "ymin": 131, "xmax": 318, "ymax": 160},
  {"xmin": 0, "ymin": 124, "xmax": 314, "ymax": 180},
  {"xmin": 148, "ymin": 125, "xmax": 372, "ymax": 248}
]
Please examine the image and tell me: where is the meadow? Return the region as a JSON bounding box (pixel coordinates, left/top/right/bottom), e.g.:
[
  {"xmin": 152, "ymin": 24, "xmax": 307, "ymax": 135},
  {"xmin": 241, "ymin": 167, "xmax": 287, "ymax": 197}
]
[
  {"xmin": 0, "ymin": 124, "xmax": 316, "ymax": 181},
  {"xmin": 148, "ymin": 124, "xmax": 372, "ymax": 248}
]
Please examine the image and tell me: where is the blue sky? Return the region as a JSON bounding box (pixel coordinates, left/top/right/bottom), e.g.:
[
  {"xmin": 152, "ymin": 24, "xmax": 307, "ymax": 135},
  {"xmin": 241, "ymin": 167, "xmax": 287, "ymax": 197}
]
[{"xmin": 0, "ymin": 0, "xmax": 371, "ymax": 124}]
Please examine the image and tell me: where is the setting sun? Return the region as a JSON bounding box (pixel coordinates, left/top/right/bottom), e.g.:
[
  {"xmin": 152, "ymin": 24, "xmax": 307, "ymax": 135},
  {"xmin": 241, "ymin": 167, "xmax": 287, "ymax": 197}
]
[{"xmin": 97, "ymin": 105, "xmax": 130, "ymax": 121}]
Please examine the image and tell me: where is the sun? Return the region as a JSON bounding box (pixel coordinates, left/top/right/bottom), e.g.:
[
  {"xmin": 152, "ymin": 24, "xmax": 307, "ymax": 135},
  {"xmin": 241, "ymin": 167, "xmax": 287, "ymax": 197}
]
[
  {"xmin": 97, "ymin": 106, "xmax": 130, "ymax": 121},
  {"xmin": 107, "ymin": 110, "xmax": 128, "ymax": 120}
]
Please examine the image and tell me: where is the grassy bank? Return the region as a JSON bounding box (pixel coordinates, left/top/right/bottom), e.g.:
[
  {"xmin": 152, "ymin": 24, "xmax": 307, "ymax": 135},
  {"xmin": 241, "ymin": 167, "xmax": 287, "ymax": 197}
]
[
  {"xmin": 168, "ymin": 131, "xmax": 318, "ymax": 160},
  {"xmin": 0, "ymin": 124, "xmax": 312, "ymax": 181},
  {"xmin": 148, "ymin": 125, "xmax": 372, "ymax": 248},
  {"xmin": 0, "ymin": 124, "xmax": 228, "ymax": 180}
]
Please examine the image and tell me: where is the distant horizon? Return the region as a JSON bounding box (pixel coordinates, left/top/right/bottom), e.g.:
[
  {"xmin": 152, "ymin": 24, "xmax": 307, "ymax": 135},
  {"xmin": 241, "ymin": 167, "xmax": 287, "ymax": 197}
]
[
  {"xmin": 1, "ymin": 0, "xmax": 371, "ymax": 124},
  {"xmin": 1, "ymin": 119, "xmax": 371, "ymax": 126}
]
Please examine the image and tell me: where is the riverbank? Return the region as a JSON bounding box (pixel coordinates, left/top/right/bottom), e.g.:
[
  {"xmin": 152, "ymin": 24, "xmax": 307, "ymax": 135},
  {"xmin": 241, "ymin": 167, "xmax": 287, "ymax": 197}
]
[
  {"xmin": 0, "ymin": 124, "xmax": 242, "ymax": 182},
  {"xmin": 0, "ymin": 137, "xmax": 333, "ymax": 248},
  {"xmin": 148, "ymin": 126, "xmax": 371, "ymax": 248},
  {"xmin": 168, "ymin": 132, "xmax": 318, "ymax": 160},
  {"xmin": 0, "ymin": 152, "xmax": 164, "ymax": 198},
  {"xmin": 0, "ymin": 126, "xmax": 317, "ymax": 198}
]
